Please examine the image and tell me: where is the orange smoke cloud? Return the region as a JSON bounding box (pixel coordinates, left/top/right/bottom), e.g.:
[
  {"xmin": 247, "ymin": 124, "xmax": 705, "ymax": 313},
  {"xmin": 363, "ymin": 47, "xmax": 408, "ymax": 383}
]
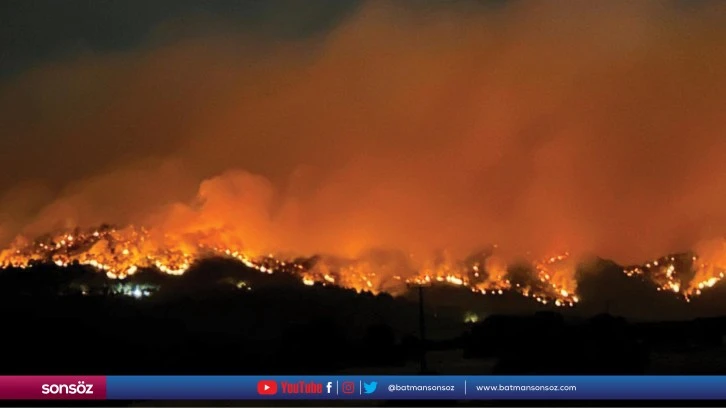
[{"xmin": 1, "ymin": 0, "xmax": 726, "ymax": 270}]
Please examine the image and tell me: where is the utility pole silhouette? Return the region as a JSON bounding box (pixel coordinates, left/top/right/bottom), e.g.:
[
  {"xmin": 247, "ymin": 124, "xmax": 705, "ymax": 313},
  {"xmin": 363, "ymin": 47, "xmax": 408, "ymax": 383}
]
[{"xmin": 418, "ymin": 285, "xmax": 428, "ymax": 373}]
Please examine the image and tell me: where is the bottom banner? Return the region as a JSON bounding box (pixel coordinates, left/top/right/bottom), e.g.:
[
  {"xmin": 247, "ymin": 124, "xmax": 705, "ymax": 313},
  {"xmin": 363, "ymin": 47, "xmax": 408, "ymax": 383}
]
[{"xmin": 1, "ymin": 376, "xmax": 726, "ymax": 400}]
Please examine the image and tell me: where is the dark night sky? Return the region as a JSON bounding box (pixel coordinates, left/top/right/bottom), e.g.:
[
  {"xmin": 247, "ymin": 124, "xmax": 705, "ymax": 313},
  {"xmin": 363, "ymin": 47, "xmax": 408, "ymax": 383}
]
[
  {"xmin": 0, "ymin": 0, "xmax": 707, "ymax": 80},
  {"xmin": 0, "ymin": 0, "xmax": 364, "ymax": 78},
  {"xmin": 0, "ymin": 0, "xmax": 524, "ymax": 80}
]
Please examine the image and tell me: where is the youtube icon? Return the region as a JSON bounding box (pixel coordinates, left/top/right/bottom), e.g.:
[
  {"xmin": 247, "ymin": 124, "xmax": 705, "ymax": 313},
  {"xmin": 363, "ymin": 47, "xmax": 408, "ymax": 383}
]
[{"xmin": 257, "ymin": 380, "xmax": 278, "ymax": 395}]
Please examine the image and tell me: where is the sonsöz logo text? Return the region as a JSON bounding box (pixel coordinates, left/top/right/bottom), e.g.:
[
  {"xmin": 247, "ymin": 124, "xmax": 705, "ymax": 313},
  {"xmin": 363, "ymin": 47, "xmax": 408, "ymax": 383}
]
[{"xmin": 41, "ymin": 381, "xmax": 94, "ymax": 395}]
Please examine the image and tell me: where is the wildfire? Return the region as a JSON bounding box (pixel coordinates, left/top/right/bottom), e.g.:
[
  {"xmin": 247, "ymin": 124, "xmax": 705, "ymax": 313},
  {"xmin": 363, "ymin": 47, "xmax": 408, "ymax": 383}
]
[
  {"xmin": 623, "ymin": 243, "xmax": 726, "ymax": 301},
  {"xmin": 531, "ymin": 252, "xmax": 579, "ymax": 307},
  {"xmin": 1, "ymin": 225, "xmax": 725, "ymax": 306}
]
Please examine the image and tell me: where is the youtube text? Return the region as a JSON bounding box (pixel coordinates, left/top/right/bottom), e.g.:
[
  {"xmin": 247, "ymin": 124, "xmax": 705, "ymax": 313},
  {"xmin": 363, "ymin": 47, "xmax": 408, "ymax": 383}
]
[{"xmin": 280, "ymin": 381, "xmax": 331, "ymax": 395}]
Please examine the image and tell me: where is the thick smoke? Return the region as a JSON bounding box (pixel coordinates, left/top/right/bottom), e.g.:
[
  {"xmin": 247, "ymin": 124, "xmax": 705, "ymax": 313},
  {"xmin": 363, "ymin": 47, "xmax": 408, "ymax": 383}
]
[{"xmin": 1, "ymin": 0, "xmax": 726, "ymax": 266}]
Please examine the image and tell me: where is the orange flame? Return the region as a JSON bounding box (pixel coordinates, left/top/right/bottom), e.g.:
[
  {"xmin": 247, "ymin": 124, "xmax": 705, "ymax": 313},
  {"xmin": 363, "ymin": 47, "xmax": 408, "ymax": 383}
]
[{"xmin": 1, "ymin": 225, "xmax": 725, "ymax": 306}]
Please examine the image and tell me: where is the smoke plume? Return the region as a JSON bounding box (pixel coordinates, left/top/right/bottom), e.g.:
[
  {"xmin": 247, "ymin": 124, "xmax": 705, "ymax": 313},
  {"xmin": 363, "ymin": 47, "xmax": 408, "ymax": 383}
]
[{"xmin": 2, "ymin": 0, "xmax": 726, "ymax": 270}]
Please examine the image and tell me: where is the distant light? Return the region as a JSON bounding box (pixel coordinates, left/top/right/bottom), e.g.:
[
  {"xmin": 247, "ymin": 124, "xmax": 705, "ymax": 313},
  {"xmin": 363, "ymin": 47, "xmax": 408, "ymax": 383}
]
[
  {"xmin": 463, "ymin": 311, "xmax": 479, "ymax": 324},
  {"xmin": 132, "ymin": 287, "xmax": 143, "ymax": 298}
]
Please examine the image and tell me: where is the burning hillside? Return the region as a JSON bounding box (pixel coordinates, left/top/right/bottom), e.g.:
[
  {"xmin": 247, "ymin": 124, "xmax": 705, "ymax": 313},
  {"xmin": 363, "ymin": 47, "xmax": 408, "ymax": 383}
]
[
  {"xmin": 1, "ymin": 225, "xmax": 725, "ymax": 307},
  {"xmin": 1, "ymin": 2, "xmax": 726, "ymax": 319},
  {"xmin": 624, "ymin": 239, "xmax": 726, "ymax": 301}
]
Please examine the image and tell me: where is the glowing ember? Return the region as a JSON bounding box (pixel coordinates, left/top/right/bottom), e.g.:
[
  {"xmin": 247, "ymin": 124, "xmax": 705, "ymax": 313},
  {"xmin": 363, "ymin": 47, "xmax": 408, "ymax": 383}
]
[{"xmin": 623, "ymin": 242, "xmax": 726, "ymax": 300}]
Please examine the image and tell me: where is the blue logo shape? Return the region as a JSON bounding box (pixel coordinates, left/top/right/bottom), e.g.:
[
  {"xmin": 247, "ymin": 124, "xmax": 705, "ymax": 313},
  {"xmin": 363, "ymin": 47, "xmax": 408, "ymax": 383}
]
[{"xmin": 363, "ymin": 381, "xmax": 377, "ymax": 394}]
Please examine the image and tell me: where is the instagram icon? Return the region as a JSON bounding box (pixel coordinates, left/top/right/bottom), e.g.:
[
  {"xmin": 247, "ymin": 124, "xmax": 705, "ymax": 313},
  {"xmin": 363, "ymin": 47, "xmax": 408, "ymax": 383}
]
[{"xmin": 341, "ymin": 381, "xmax": 355, "ymax": 394}]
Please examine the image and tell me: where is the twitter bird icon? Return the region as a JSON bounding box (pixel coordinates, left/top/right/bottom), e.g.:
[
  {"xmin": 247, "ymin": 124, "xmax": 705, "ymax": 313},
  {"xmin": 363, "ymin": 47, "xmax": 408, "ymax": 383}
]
[{"xmin": 363, "ymin": 382, "xmax": 377, "ymax": 394}]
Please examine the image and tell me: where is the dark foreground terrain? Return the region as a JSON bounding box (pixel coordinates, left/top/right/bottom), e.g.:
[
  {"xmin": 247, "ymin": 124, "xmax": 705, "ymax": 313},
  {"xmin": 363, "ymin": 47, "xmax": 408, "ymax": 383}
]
[{"xmin": 2, "ymin": 258, "xmax": 726, "ymax": 375}]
